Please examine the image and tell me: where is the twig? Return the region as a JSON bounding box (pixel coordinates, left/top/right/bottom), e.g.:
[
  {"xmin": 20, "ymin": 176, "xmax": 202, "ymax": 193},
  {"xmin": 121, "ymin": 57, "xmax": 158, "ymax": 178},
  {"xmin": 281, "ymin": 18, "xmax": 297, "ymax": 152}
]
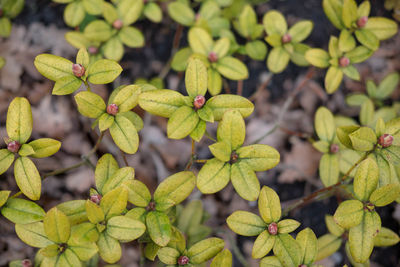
[
  {"xmin": 83, "ymin": 80, "xmax": 92, "ymax": 92},
  {"xmin": 185, "ymin": 139, "xmax": 196, "ymax": 170},
  {"xmin": 253, "ymin": 68, "xmax": 314, "ymax": 144},
  {"xmin": 237, "ymin": 80, "xmax": 243, "ymax": 96},
  {"xmin": 282, "ymin": 151, "xmax": 371, "ymax": 216},
  {"xmin": 120, "ymin": 149, "xmax": 129, "ymax": 166},
  {"xmin": 158, "ymin": 24, "xmax": 183, "ymax": 80}
]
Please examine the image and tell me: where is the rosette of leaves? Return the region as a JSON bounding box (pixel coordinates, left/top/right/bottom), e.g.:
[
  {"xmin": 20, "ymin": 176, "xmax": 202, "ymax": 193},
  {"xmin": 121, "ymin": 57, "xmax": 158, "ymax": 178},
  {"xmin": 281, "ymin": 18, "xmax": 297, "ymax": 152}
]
[
  {"xmin": 65, "ymin": 31, "xmax": 103, "ymax": 63},
  {"xmin": 305, "ymin": 36, "xmax": 372, "ymax": 93},
  {"xmin": 167, "ymin": 0, "xmax": 230, "ymax": 36},
  {"xmin": 332, "ymin": 157, "xmax": 400, "ymax": 263},
  {"xmin": 139, "ymin": 58, "xmax": 254, "ymax": 141},
  {"xmin": 83, "ymin": 187, "xmax": 146, "ymax": 263},
  {"xmin": 197, "ymin": 110, "xmax": 280, "ymax": 201},
  {"xmin": 74, "ymin": 84, "xmax": 142, "ymax": 154},
  {"xmin": 227, "ymin": 186, "xmax": 302, "ymax": 264},
  {"xmin": 83, "ymin": 0, "xmax": 144, "ymax": 61},
  {"xmin": 175, "ymin": 200, "xmax": 212, "ymax": 247},
  {"xmin": 0, "ymin": 97, "xmax": 61, "ymax": 200},
  {"xmin": 122, "ymin": 171, "xmax": 196, "ymax": 248},
  {"xmin": 188, "ymin": 27, "xmax": 249, "ymax": 95},
  {"xmin": 15, "ymin": 207, "xmax": 98, "ymax": 266},
  {"xmin": 323, "ymin": 0, "xmax": 398, "ymax": 51},
  {"xmin": 157, "ymin": 227, "xmax": 226, "ymax": 266},
  {"xmin": 263, "ymin": 10, "xmax": 313, "ymax": 73},
  {"xmin": 51, "ymin": 0, "xmax": 103, "ymax": 28},
  {"xmin": 260, "ymin": 228, "xmax": 318, "ymax": 267},
  {"xmin": 233, "ymin": 5, "xmax": 267, "ymax": 61},
  {"xmin": 0, "ymin": 0, "xmax": 24, "ymax": 37},
  {"xmin": 35, "ymin": 48, "xmax": 122, "ymax": 95}
]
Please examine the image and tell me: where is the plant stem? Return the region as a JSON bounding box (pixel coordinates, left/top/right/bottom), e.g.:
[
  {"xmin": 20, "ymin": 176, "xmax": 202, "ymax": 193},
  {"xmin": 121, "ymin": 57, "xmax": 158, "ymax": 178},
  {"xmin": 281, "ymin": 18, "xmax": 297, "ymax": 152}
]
[
  {"xmin": 282, "ymin": 151, "xmax": 371, "ymax": 216},
  {"xmin": 84, "ymin": 80, "xmax": 92, "ymax": 92},
  {"xmin": 253, "ymin": 68, "xmax": 314, "ymax": 144},
  {"xmin": 237, "ymin": 80, "xmax": 243, "ymax": 96},
  {"xmin": 185, "ymin": 139, "xmax": 196, "ymax": 170},
  {"xmin": 120, "ymin": 149, "xmax": 129, "ymax": 166}
]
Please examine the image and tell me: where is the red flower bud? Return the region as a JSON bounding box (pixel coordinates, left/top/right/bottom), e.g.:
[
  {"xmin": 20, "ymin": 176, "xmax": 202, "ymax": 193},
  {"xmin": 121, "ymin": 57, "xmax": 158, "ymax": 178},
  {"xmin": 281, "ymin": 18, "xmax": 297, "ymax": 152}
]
[
  {"xmin": 113, "ymin": 19, "xmax": 123, "ymax": 30},
  {"xmin": 230, "ymin": 151, "xmax": 239, "ymax": 164},
  {"xmin": 378, "ymin": 134, "xmax": 394, "ymax": 148},
  {"xmin": 90, "ymin": 194, "xmax": 102, "ymax": 204},
  {"xmin": 21, "ymin": 260, "xmax": 32, "ymax": 267},
  {"xmin": 281, "ymin": 33, "xmax": 292, "ymax": 44},
  {"xmin": 72, "ymin": 64, "xmax": 85, "ymax": 77},
  {"xmin": 88, "ymin": 46, "xmax": 98, "ymax": 55},
  {"xmin": 106, "ymin": 104, "xmax": 119, "ymax": 116},
  {"xmin": 330, "ymin": 143, "xmax": 339, "ymax": 154},
  {"xmin": 339, "ymin": 57, "xmax": 350, "ymax": 68},
  {"xmin": 298, "ymin": 265, "xmax": 307, "ymax": 267},
  {"xmin": 146, "ymin": 201, "xmax": 156, "ymax": 211},
  {"xmin": 208, "ymin": 51, "xmax": 218, "ymax": 63},
  {"xmin": 357, "ymin": 16, "xmax": 368, "ymax": 28},
  {"xmin": 268, "ymin": 222, "xmax": 278, "ymax": 235},
  {"xmin": 193, "ymin": 95, "xmax": 205, "ymax": 109},
  {"xmin": 7, "ymin": 140, "xmax": 21, "ymax": 153},
  {"xmin": 178, "ymin": 255, "xmax": 190, "ymax": 265}
]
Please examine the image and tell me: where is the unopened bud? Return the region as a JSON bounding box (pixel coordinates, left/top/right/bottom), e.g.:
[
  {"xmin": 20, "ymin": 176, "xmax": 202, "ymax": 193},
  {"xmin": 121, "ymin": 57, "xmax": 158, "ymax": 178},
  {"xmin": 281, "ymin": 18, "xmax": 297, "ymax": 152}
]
[
  {"xmin": 195, "ymin": 13, "xmax": 201, "ymax": 21},
  {"xmin": 268, "ymin": 222, "xmax": 278, "ymax": 235},
  {"xmin": 330, "ymin": 143, "xmax": 339, "ymax": 154},
  {"xmin": 298, "ymin": 265, "xmax": 307, "ymax": 267},
  {"xmin": 7, "ymin": 140, "xmax": 21, "ymax": 153},
  {"xmin": 357, "ymin": 16, "xmax": 368, "ymax": 28},
  {"xmin": 193, "ymin": 95, "xmax": 205, "ymax": 109},
  {"xmin": 208, "ymin": 51, "xmax": 218, "ymax": 63},
  {"xmin": 178, "ymin": 255, "xmax": 190, "ymax": 265},
  {"xmin": 230, "ymin": 151, "xmax": 238, "ymax": 164},
  {"xmin": 21, "ymin": 259, "xmax": 32, "ymax": 267},
  {"xmin": 147, "ymin": 201, "xmax": 156, "ymax": 211},
  {"xmin": 364, "ymin": 202, "xmax": 375, "ymax": 212},
  {"xmin": 339, "ymin": 57, "xmax": 350, "ymax": 68},
  {"xmin": 90, "ymin": 194, "xmax": 102, "ymax": 204},
  {"xmin": 88, "ymin": 46, "xmax": 98, "ymax": 54},
  {"xmin": 282, "ymin": 33, "xmax": 292, "ymax": 44},
  {"xmin": 106, "ymin": 104, "xmax": 119, "ymax": 116},
  {"xmin": 113, "ymin": 19, "xmax": 123, "ymax": 30},
  {"xmin": 378, "ymin": 134, "xmax": 394, "ymax": 148},
  {"xmin": 72, "ymin": 64, "xmax": 85, "ymax": 77}
]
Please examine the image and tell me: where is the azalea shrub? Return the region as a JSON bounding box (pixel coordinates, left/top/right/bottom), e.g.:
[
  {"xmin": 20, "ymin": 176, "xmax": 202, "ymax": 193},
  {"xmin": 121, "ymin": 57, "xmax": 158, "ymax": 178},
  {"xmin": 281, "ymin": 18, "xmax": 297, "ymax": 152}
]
[{"xmin": 1, "ymin": 0, "xmax": 400, "ymax": 267}]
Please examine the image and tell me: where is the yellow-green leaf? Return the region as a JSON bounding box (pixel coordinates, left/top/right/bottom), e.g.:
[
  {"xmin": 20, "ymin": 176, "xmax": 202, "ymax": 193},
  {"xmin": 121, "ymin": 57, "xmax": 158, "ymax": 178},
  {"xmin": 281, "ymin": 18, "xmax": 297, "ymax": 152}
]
[
  {"xmin": 277, "ymin": 219, "xmax": 300, "ymax": 234},
  {"xmin": 338, "ymin": 29, "xmax": 356, "ymax": 52},
  {"xmin": 288, "ymin": 20, "xmax": 313, "ymax": 43},
  {"xmin": 85, "ymin": 200, "xmax": 105, "ymax": 224},
  {"xmin": 354, "ymin": 157, "xmax": 379, "ymax": 201},
  {"xmin": 100, "ymin": 187, "xmax": 128, "ymax": 219},
  {"xmin": 322, "ymin": 0, "xmax": 345, "ymax": 29},
  {"xmin": 87, "ymin": 59, "xmax": 122, "ymax": 84},
  {"xmin": 44, "ymin": 207, "xmax": 71, "ymax": 243},
  {"xmin": 74, "ymin": 91, "xmax": 106, "ymax": 119},
  {"xmin": 110, "ymin": 114, "xmax": 139, "ymax": 154},
  {"xmin": 348, "ymin": 211, "xmax": 381, "ymax": 263},
  {"xmin": 139, "ymin": 89, "xmax": 185, "ymax": 118},
  {"xmin": 365, "ymin": 17, "xmax": 398, "ymax": 40},
  {"xmin": 315, "ymin": 107, "xmax": 336, "ymax": 142},
  {"xmin": 227, "ymin": 210, "xmax": 266, "ymax": 236},
  {"xmin": 319, "ymin": 153, "xmax": 340, "ymax": 187},
  {"xmin": 106, "ymin": 215, "xmax": 146, "ymax": 242},
  {"xmin": 29, "ymin": 138, "xmax": 61, "ymax": 158},
  {"xmin": 210, "ymin": 249, "xmax": 232, "ymax": 267},
  {"xmin": 252, "ymin": 230, "xmax": 275, "ymax": 259},
  {"xmin": 197, "ymin": 158, "xmax": 231, "ymax": 194},
  {"xmin": 315, "ymin": 234, "xmax": 342, "ymax": 261},
  {"xmin": 349, "ymin": 126, "xmax": 377, "ymax": 151},
  {"xmin": 217, "ymin": 110, "xmax": 245, "ymax": 150},
  {"xmin": 95, "ymin": 153, "xmax": 119, "ymax": 195},
  {"xmin": 15, "ymin": 222, "xmax": 53, "ymax": 248},
  {"xmin": 325, "ymin": 66, "xmax": 343, "ymax": 94},
  {"xmin": 167, "ymin": 106, "xmax": 199, "ymax": 139},
  {"xmin": 325, "ymin": 215, "xmax": 344, "ymax": 237},
  {"xmin": 52, "ymin": 75, "xmax": 82, "ymax": 95},
  {"xmin": 355, "ymin": 29, "xmax": 379, "ymax": 51},
  {"xmin": 14, "ymin": 157, "xmax": 41, "ymax": 201},
  {"xmin": 157, "ymin": 247, "xmax": 180, "ymax": 265},
  {"xmin": 1, "ymin": 198, "xmax": 45, "ymax": 224},
  {"xmin": 333, "ymin": 199, "xmax": 364, "ymax": 229},
  {"xmin": 260, "ymin": 256, "xmax": 283, "ymax": 267},
  {"xmin": 187, "ymin": 237, "xmax": 225, "ymax": 264},
  {"xmin": 216, "ymin": 56, "xmax": 249, "ymax": 80},
  {"xmin": 185, "ymin": 58, "xmax": 207, "ymax": 98},
  {"xmin": 118, "ymin": 0, "xmax": 143, "ymax": 25},
  {"xmin": 342, "ymin": 0, "xmax": 358, "ymax": 28},
  {"xmin": 267, "ymin": 46, "xmax": 290, "ymax": 74},
  {"xmin": 237, "ymin": 144, "xmax": 280, "ymax": 172},
  {"xmin": 34, "ymin": 54, "xmax": 74, "ymax": 81},
  {"xmin": 296, "ymin": 228, "xmax": 317, "ymax": 265},
  {"xmin": 369, "ymin": 184, "xmax": 400, "ymax": 207},
  {"xmin": 273, "ymin": 234, "xmax": 301, "ymax": 267},
  {"xmin": 64, "ymin": 1, "xmax": 85, "ymax": 27},
  {"xmin": 57, "ymin": 200, "xmax": 87, "ymax": 225},
  {"xmin": 374, "ymin": 227, "xmax": 400, "ymax": 247},
  {"xmin": 258, "ymin": 186, "xmax": 281, "ymax": 224},
  {"xmin": 263, "ymin": 10, "xmax": 287, "ymax": 35},
  {"xmin": 207, "ymin": 94, "xmax": 254, "ymax": 121},
  {"xmin": 6, "ymin": 97, "xmax": 33, "ymax": 144},
  {"xmin": 188, "ymin": 27, "xmax": 213, "ymax": 56},
  {"xmin": 102, "ymin": 166, "xmax": 134, "ymax": 194},
  {"xmin": 167, "ymin": 1, "xmax": 195, "ymax": 26},
  {"xmin": 119, "ymin": 26, "xmax": 144, "ymax": 48},
  {"xmin": 123, "ymin": 180, "xmax": 151, "ymax": 207},
  {"xmin": 305, "ymin": 49, "xmax": 330, "ymax": 68},
  {"xmin": 0, "ymin": 190, "xmax": 10, "ymax": 208},
  {"xmin": 97, "ymin": 232, "xmax": 121, "ymax": 264},
  {"xmin": 0, "ymin": 149, "xmax": 14, "ymax": 175},
  {"xmin": 146, "ymin": 211, "xmax": 172, "ymax": 247},
  {"xmin": 231, "ymin": 161, "xmax": 260, "ymax": 201}
]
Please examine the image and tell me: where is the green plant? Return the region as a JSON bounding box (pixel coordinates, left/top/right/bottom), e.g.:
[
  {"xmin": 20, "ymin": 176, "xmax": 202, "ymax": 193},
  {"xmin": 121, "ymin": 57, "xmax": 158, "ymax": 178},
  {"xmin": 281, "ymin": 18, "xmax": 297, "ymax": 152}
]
[{"xmin": 1, "ymin": 0, "xmax": 400, "ymax": 266}]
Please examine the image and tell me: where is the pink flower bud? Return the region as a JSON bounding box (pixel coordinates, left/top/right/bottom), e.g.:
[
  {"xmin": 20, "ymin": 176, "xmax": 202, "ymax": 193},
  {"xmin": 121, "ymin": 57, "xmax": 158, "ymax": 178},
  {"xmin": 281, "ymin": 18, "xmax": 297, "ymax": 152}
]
[
  {"xmin": 88, "ymin": 46, "xmax": 98, "ymax": 54},
  {"xmin": 106, "ymin": 104, "xmax": 119, "ymax": 116},
  {"xmin": 178, "ymin": 255, "xmax": 190, "ymax": 265},
  {"xmin": 7, "ymin": 140, "xmax": 21, "ymax": 153},
  {"xmin": 378, "ymin": 134, "xmax": 394, "ymax": 148},
  {"xmin": 72, "ymin": 64, "xmax": 85, "ymax": 77},
  {"xmin": 339, "ymin": 57, "xmax": 350, "ymax": 68},
  {"xmin": 21, "ymin": 259, "xmax": 32, "ymax": 267},
  {"xmin": 193, "ymin": 95, "xmax": 205, "ymax": 109},
  {"xmin": 357, "ymin": 16, "xmax": 368, "ymax": 28},
  {"xmin": 208, "ymin": 51, "xmax": 218, "ymax": 63},
  {"xmin": 330, "ymin": 144, "xmax": 339, "ymax": 154},
  {"xmin": 281, "ymin": 33, "xmax": 292, "ymax": 44},
  {"xmin": 268, "ymin": 222, "xmax": 278, "ymax": 235},
  {"xmin": 112, "ymin": 19, "xmax": 123, "ymax": 30},
  {"xmin": 90, "ymin": 194, "xmax": 102, "ymax": 204}
]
